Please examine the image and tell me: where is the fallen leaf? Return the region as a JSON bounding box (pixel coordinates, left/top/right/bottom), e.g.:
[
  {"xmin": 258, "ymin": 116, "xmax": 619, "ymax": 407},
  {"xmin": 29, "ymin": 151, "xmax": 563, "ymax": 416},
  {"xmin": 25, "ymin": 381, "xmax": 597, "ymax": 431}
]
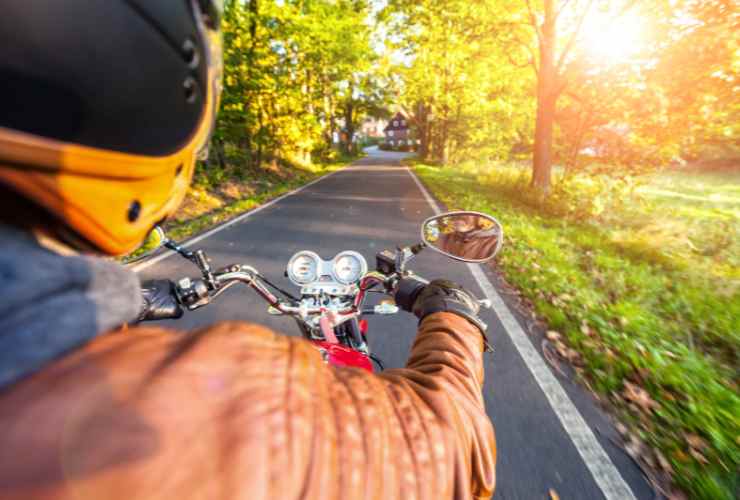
[
  {"xmin": 567, "ymin": 348, "xmax": 583, "ymax": 365},
  {"xmin": 689, "ymin": 448, "xmax": 709, "ymax": 464},
  {"xmin": 546, "ymin": 330, "xmax": 561, "ymax": 341},
  {"xmin": 624, "ymin": 433, "xmax": 648, "ymax": 460},
  {"xmin": 548, "ymin": 488, "xmax": 560, "ymax": 500},
  {"xmin": 615, "ymin": 422, "xmax": 629, "ymax": 437},
  {"xmin": 555, "ymin": 341, "xmax": 569, "ymax": 358},
  {"xmin": 685, "ymin": 434, "xmax": 708, "ymax": 451},
  {"xmin": 655, "ymin": 450, "xmax": 673, "ymax": 473},
  {"xmin": 673, "ymin": 450, "xmax": 689, "ymax": 462},
  {"xmin": 622, "ymin": 381, "xmax": 659, "ymax": 413},
  {"xmin": 667, "ymin": 491, "xmax": 688, "ymax": 500}
]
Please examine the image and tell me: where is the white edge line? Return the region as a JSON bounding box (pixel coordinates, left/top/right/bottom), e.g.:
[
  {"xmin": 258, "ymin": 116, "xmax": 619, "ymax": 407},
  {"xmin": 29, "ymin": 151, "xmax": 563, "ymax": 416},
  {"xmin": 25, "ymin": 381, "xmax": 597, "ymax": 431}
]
[
  {"xmin": 131, "ymin": 168, "xmax": 345, "ymax": 273},
  {"xmin": 406, "ymin": 167, "xmax": 636, "ymax": 500}
]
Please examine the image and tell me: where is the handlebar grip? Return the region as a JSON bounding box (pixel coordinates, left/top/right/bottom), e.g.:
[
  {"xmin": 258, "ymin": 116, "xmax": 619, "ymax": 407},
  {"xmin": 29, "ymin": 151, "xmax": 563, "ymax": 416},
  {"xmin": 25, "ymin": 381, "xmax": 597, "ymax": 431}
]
[
  {"xmin": 138, "ymin": 280, "xmax": 184, "ymax": 322},
  {"xmin": 394, "ymin": 277, "xmax": 426, "ymax": 312}
]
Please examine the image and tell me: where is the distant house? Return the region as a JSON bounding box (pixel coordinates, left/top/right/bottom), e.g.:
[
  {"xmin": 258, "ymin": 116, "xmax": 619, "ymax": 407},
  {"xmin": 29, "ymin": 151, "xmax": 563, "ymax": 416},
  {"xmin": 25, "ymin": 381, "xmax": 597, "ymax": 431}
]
[
  {"xmin": 384, "ymin": 112, "xmax": 411, "ymax": 147},
  {"xmin": 360, "ymin": 118, "xmax": 387, "ymax": 139}
]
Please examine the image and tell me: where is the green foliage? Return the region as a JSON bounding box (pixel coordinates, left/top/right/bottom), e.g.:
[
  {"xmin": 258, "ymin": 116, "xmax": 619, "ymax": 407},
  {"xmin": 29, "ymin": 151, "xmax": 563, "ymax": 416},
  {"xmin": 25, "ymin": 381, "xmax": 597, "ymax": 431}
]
[
  {"xmin": 415, "ymin": 163, "xmax": 740, "ymax": 499},
  {"xmin": 385, "ymin": 0, "xmax": 739, "ymax": 180},
  {"xmin": 381, "ymin": 0, "xmax": 533, "ymax": 164},
  {"xmin": 124, "ymin": 0, "xmax": 382, "ymax": 257},
  {"xmin": 216, "ymin": 0, "xmax": 385, "ymax": 165}
]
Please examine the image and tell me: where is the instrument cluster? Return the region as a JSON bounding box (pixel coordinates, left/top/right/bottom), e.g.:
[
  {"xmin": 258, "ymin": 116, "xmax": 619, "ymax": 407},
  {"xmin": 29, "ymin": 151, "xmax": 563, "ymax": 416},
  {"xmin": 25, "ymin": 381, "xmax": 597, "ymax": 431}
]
[{"xmin": 287, "ymin": 250, "xmax": 368, "ymax": 291}]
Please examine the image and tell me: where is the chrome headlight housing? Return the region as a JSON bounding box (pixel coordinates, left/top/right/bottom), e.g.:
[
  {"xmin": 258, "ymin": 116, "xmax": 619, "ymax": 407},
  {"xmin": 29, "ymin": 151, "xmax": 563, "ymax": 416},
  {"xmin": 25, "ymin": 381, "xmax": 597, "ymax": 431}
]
[
  {"xmin": 287, "ymin": 251, "xmax": 321, "ymax": 285},
  {"xmin": 332, "ymin": 251, "xmax": 368, "ymax": 285}
]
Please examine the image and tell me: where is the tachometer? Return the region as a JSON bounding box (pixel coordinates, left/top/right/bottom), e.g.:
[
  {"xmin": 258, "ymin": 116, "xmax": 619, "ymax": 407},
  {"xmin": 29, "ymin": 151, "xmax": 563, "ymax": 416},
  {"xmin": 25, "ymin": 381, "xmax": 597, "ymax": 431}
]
[
  {"xmin": 287, "ymin": 251, "xmax": 321, "ymax": 285},
  {"xmin": 332, "ymin": 251, "xmax": 367, "ymax": 285}
]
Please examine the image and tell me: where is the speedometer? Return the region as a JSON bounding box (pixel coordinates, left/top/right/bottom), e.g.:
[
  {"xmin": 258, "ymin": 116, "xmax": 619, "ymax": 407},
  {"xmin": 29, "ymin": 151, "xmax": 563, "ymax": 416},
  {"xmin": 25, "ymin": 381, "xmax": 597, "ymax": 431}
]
[
  {"xmin": 332, "ymin": 251, "xmax": 367, "ymax": 285},
  {"xmin": 287, "ymin": 251, "xmax": 320, "ymax": 285}
]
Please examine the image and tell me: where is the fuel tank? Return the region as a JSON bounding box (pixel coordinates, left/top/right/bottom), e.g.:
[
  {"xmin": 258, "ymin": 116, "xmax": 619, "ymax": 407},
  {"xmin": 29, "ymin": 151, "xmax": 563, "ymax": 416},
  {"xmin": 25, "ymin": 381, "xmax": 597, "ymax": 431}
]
[{"xmin": 310, "ymin": 340, "xmax": 373, "ymax": 372}]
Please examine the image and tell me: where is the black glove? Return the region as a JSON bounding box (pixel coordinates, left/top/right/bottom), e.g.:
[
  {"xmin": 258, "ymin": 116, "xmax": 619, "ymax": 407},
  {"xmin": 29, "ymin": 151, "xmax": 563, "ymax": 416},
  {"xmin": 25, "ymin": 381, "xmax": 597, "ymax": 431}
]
[
  {"xmin": 138, "ymin": 280, "xmax": 184, "ymax": 322},
  {"xmin": 395, "ymin": 278, "xmax": 490, "ymax": 346}
]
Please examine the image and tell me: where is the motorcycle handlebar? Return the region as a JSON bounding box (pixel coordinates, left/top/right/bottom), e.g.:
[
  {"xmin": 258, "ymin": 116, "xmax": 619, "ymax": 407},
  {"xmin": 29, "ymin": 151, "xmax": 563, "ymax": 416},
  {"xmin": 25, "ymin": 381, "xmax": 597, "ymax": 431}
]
[{"xmin": 175, "ymin": 268, "xmax": 361, "ymax": 317}]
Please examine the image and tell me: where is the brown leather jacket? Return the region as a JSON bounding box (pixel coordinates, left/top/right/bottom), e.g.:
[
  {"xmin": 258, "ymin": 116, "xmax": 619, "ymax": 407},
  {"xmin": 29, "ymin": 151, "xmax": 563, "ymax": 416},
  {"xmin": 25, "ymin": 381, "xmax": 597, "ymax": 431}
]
[
  {"xmin": 0, "ymin": 313, "xmax": 495, "ymax": 500},
  {"xmin": 438, "ymin": 232, "xmax": 499, "ymax": 262}
]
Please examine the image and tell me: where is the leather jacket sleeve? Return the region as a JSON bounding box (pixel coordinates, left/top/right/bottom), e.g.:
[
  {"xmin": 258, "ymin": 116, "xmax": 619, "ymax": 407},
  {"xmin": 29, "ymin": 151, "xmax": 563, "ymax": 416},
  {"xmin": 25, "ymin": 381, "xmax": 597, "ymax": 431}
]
[{"xmin": 0, "ymin": 312, "xmax": 495, "ymax": 500}]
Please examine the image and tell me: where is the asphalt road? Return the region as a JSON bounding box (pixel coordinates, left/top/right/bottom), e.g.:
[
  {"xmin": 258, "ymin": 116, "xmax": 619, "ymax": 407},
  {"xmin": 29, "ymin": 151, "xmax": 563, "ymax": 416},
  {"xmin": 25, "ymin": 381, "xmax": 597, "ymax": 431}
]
[{"xmin": 139, "ymin": 149, "xmax": 652, "ymax": 500}]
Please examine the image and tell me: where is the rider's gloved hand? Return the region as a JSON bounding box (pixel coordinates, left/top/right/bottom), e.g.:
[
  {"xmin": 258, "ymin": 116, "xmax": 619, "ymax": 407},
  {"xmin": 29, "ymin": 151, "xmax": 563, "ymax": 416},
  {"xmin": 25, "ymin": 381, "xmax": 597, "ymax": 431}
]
[
  {"xmin": 138, "ymin": 279, "xmax": 184, "ymax": 322},
  {"xmin": 395, "ymin": 278, "xmax": 488, "ymax": 335}
]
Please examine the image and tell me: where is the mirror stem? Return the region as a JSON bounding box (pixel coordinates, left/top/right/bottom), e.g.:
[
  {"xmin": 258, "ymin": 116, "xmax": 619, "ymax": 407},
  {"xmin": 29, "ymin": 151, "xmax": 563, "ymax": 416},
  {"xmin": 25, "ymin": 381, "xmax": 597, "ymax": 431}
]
[
  {"xmin": 410, "ymin": 243, "xmax": 427, "ymax": 255},
  {"xmin": 164, "ymin": 239, "xmax": 195, "ymax": 261}
]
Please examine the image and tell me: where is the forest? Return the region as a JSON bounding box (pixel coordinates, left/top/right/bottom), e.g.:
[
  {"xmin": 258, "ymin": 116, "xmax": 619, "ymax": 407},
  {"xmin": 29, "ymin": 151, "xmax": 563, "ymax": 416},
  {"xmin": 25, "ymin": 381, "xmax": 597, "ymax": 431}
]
[{"xmin": 176, "ymin": 1, "xmax": 738, "ymax": 499}]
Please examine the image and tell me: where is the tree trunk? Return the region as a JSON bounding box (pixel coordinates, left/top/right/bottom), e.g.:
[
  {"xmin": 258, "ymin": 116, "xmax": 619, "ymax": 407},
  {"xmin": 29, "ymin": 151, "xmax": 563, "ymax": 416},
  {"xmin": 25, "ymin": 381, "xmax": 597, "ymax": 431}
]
[
  {"xmin": 531, "ymin": 0, "xmax": 556, "ymax": 194},
  {"xmin": 214, "ymin": 137, "xmax": 227, "ymax": 170},
  {"xmin": 416, "ymin": 101, "xmax": 430, "ymax": 159},
  {"xmin": 343, "ymin": 101, "xmax": 355, "ymax": 155}
]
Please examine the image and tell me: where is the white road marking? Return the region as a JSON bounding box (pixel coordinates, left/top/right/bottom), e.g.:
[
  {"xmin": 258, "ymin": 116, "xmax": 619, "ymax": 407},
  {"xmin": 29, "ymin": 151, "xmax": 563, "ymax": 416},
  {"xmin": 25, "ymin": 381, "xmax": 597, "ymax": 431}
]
[
  {"xmin": 405, "ymin": 167, "xmax": 636, "ymax": 500},
  {"xmin": 132, "ymin": 168, "xmax": 344, "ymax": 272}
]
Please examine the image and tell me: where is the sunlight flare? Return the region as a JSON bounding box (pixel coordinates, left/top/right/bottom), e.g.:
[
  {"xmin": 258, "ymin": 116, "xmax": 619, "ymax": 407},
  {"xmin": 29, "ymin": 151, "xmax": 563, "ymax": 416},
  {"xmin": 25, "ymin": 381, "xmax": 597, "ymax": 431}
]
[{"xmin": 580, "ymin": 10, "xmax": 646, "ymax": 63}]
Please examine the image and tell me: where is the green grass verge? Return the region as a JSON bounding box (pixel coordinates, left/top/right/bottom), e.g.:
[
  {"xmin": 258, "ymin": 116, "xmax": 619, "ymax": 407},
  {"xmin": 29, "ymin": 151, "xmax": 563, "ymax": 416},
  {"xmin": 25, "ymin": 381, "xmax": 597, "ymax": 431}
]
[{"xmin": 414, "ymin": 162, "xmax": 739, "ymax": 500}]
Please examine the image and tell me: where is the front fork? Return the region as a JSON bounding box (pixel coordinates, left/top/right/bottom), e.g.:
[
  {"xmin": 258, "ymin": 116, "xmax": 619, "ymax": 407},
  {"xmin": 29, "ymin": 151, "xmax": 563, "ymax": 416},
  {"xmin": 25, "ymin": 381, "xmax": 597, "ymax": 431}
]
[
  {"xmin": 342, "ymin": 317, "xmax": 369, "ymax": 355},
  {"xmin": 295, "ymin": 316, "xmax": 370, "ymax": 356}
]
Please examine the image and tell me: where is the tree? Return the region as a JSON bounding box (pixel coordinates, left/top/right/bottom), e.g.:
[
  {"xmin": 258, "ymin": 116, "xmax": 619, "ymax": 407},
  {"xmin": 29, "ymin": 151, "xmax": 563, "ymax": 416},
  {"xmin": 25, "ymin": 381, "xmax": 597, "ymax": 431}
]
[
  {"xmin": 215, "ymin": 0, "xmax": 379, "ymax": 168},
  {"xmin": 382, "ymin": 0, "xmax": 531, "ymax": 164}
]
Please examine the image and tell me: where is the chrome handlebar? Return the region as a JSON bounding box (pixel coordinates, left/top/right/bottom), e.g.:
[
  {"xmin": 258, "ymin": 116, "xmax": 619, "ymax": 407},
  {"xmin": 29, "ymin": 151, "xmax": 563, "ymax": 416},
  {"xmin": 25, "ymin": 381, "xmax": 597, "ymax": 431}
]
[{"xmin": 176, "ymin": 265, "xmax": 380, "ymax": 317}]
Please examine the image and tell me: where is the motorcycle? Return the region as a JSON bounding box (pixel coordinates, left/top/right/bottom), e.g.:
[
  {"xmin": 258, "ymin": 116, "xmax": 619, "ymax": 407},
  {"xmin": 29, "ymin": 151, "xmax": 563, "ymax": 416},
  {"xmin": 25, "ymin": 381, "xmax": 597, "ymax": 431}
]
[{"xmin": 138, "ymin": 211, "xmax": 503, "ymax": 372}]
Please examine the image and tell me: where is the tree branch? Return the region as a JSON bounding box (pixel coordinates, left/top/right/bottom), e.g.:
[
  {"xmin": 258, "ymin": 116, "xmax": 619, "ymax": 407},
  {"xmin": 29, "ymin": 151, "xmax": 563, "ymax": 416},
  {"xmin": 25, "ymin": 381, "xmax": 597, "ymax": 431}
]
[
  {"xmin": 556, "ymin": 0, "xmax": 594, "ymax": 72},
  {"xmin": 512, "ymin": 32, "xmax": 540, "ymax": 75},
  {"xmin": 556, "ymin": 0, "xmax": 573, "ymax": 20},
  {"xmin": 524, "ymin": 0, "xmax": 544, "ymax": 43}
]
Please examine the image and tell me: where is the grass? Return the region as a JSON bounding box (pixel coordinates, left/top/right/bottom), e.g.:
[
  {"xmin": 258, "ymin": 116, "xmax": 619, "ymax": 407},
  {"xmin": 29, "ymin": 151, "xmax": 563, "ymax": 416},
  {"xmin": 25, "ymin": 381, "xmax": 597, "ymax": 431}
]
[{"xmin": 414, "ymin": 161, "xmax": 739, "ymax": 499}]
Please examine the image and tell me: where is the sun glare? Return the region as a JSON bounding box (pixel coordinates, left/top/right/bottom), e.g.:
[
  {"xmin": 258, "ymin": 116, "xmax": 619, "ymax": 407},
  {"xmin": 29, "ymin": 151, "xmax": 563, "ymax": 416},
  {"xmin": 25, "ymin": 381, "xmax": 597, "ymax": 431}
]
[{"xmin": 580, "ymin": 11, "xmax": 646, "ymax": 63}]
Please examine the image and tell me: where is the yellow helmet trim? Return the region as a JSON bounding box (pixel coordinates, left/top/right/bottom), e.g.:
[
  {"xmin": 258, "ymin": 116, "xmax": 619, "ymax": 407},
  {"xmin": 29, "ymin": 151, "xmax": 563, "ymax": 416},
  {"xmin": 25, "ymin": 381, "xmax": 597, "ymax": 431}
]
[{"xmin": 0, "ymin": 64, "xmax": 217, "ymax": 255}]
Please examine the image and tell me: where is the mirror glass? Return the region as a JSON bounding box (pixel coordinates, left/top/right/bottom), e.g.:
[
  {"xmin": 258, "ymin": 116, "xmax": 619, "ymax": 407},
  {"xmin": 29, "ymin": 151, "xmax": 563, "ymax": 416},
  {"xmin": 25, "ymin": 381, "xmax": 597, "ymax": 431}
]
[
  {"xmin": 124, "ymin": 226, "xmax": 168, "ymax": 263},
  {"xmin": 422, "ymin": 211, "xmax": 503, "ymax": 262}
]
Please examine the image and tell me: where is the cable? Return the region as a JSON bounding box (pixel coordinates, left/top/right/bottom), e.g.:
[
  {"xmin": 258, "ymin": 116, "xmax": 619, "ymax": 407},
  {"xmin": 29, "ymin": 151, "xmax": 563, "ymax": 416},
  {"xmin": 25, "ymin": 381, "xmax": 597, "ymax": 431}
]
[
  {"xmin": 258, "ymin": 274, "xmax": 300, "ymax": 302},
  {"xmin": 369, "ymin": 354, "xmax": 385, "ymax": 371}
]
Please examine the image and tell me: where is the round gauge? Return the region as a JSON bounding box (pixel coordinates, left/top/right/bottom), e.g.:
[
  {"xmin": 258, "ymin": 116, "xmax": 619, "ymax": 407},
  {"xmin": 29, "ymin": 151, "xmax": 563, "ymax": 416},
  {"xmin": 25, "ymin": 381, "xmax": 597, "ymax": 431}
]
[
  {"xmin": 332, "ymin": 251, "xmax": 368, "ymax": 285},
  {"xmin": 287, "ymin": 251, "xmax": 321, "ymax": 285}
]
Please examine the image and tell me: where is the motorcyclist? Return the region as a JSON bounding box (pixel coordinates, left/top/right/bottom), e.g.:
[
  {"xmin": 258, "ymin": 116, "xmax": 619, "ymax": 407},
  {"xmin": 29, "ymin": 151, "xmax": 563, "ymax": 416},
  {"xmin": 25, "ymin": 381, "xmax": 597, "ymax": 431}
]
[
  {"xmin": 0, "ymin": 2, "xmax": 496, "ymax": 499},
  {"xmin": 435, "ymin": 215, "xmax": 501, "ymax": 262}
]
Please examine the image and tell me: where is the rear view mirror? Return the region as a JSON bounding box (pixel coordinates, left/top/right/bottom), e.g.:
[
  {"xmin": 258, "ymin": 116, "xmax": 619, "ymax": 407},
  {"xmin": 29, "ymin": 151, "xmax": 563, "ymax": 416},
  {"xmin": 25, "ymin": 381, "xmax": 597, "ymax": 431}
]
[
  {"xmin": 124, "ymin": 226, "xmax": 168, "ymax": 263},
  {"xmin": 421, "ymin": 211, "xmax": 503, "ymax": 263}
]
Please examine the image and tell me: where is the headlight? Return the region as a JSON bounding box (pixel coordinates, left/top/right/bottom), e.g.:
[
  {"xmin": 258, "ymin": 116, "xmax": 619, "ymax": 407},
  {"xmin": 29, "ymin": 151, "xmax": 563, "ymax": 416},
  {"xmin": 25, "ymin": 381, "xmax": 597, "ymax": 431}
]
[
  {"xmin": 287, "ymin": 251, "xmax": 321, "ymax": 285},
  {"xmin": 332, "ymin": 251, "xmax": 367, "ymax": 285}
]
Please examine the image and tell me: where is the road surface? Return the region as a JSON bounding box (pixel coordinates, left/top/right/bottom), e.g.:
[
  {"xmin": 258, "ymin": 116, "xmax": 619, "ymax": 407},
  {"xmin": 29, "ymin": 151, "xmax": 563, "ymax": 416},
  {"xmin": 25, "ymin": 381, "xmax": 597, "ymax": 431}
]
[{"xmin": 138, "ymin": 149, "xmax": 652, "ymax": 499}]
